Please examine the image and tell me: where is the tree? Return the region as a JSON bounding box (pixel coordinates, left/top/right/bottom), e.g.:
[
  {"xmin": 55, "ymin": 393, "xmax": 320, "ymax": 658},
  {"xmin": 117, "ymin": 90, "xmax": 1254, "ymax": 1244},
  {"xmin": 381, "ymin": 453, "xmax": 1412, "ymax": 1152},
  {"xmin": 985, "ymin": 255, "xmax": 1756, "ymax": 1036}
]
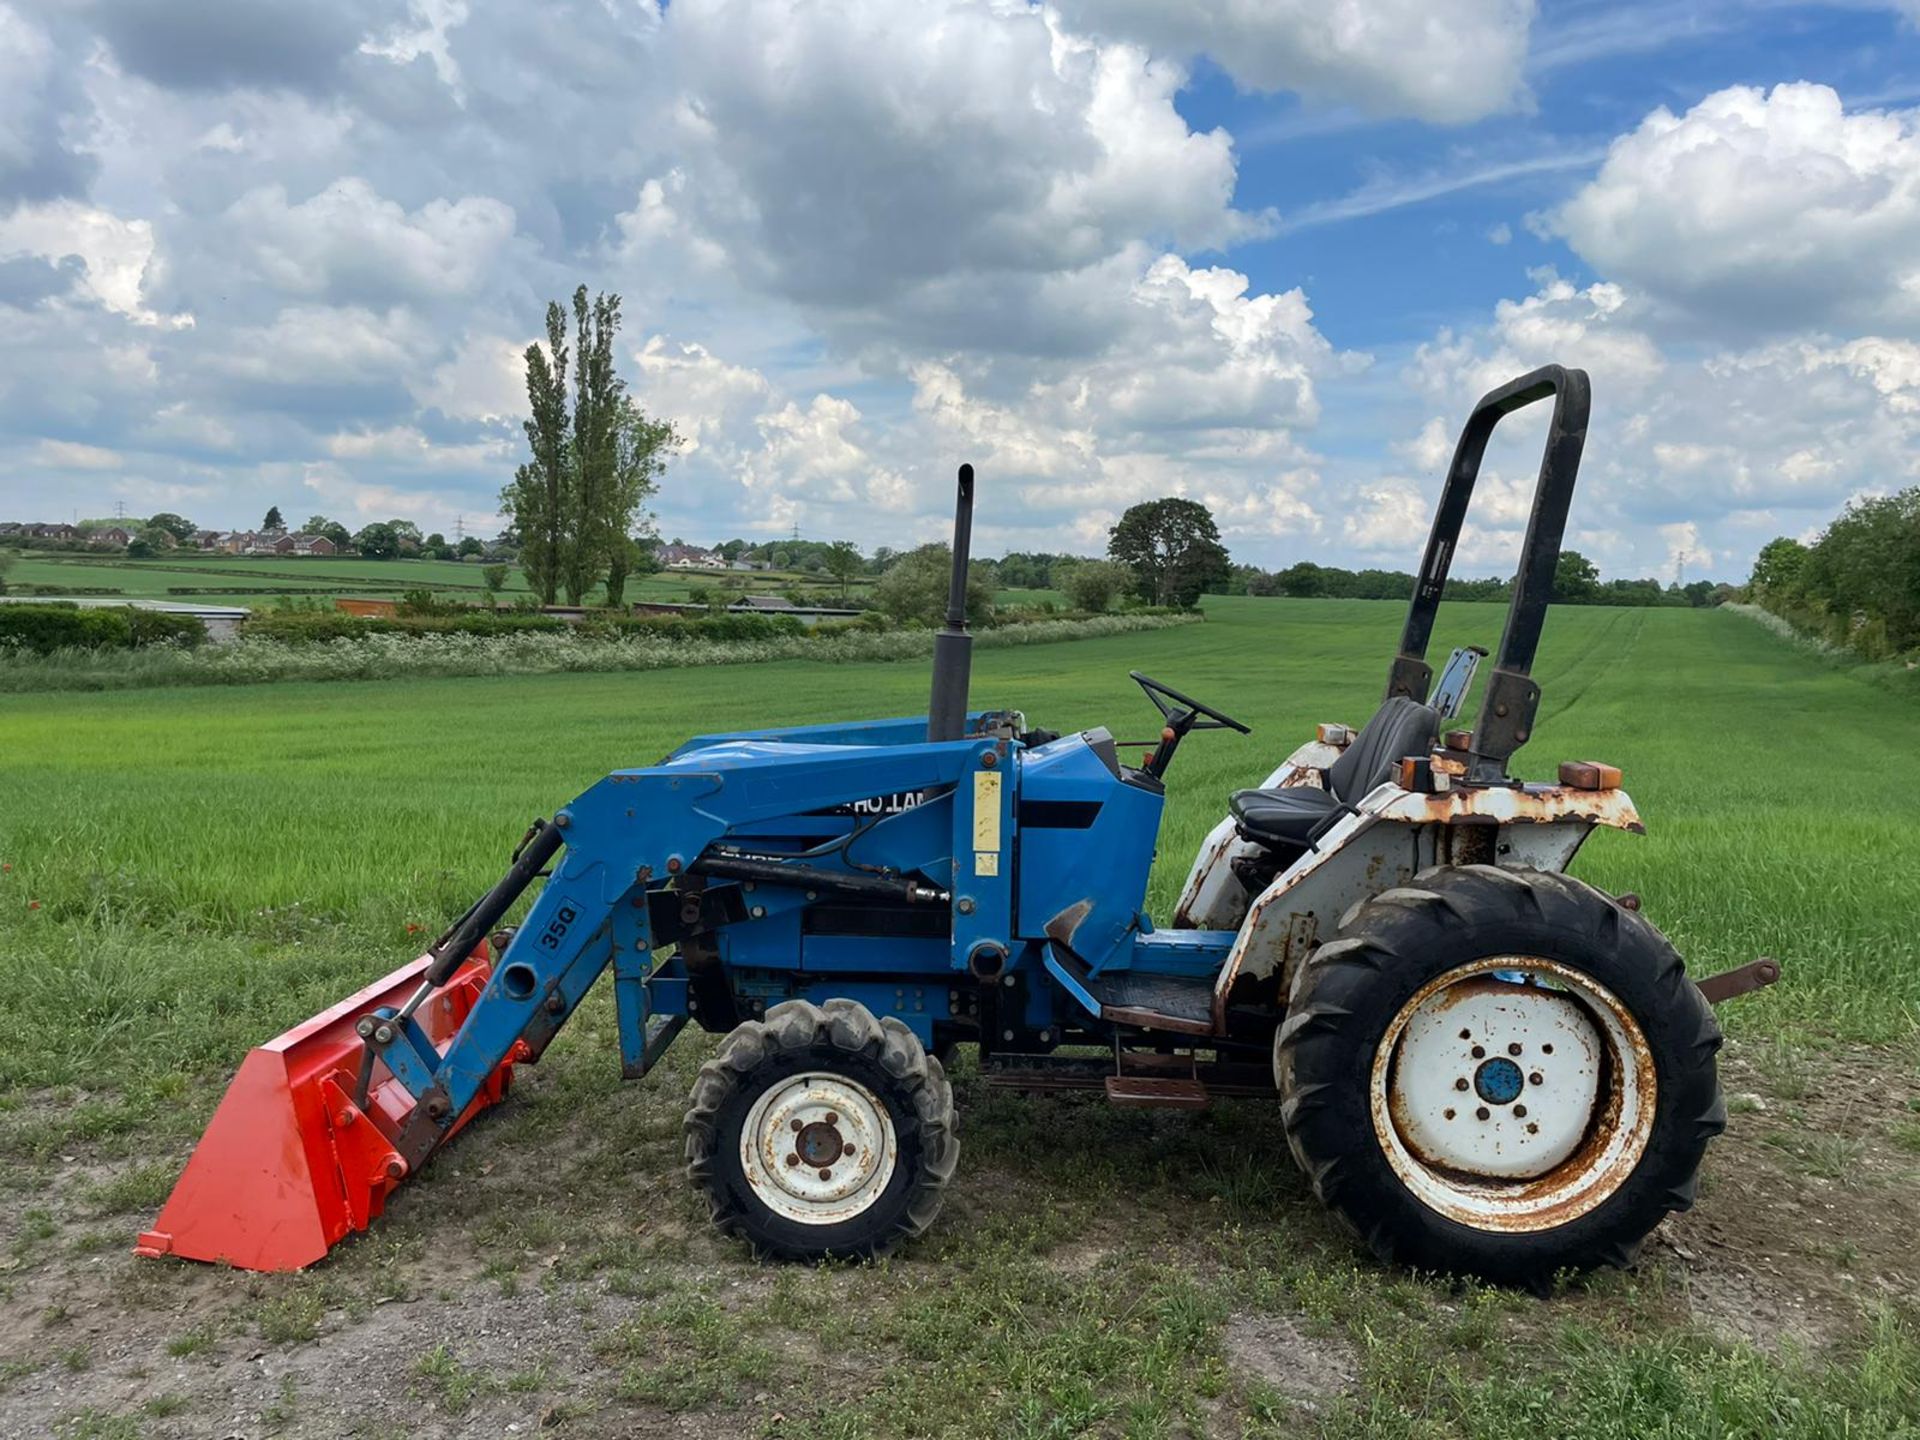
[
  {"xmin": 136, "ymin": 524, "xmax": 176, "ymax": 552},
  {"xmin": 0, "ymin": 550, "xmax": 11, "ymax": 594},
  {"xmin": 1107, "ymin": 498, "xmax": 1230, "ymax": 607},
  {"xmin": 1061, "ymin": 560, "xmax": 1131, "ymax": 613},
  {"xmin": 262, "ymin": 505, "xmax": 284, "ymax": 531},
  {"xmin": 1551, "ymin": 550, "xmax": 1600, "ymax": 604},
  {"xmin": 1164, "ymin": 538, "xmax": 1230, "ymax": 607},
  {"xmin": 481, "ymin": 563, "xmax": 510, "ymax": 606},
  {"xmin": 457, "ymin": 536, "xmax": 483, "ymax": 558},
  {"xmin": 1749, "ymin": 536, "xmax": 1808, "ymax": 595},
  {"xmin": 873, "ymin": 545, "xmax": 995, "ymax": 625},
  {"xmin": 425, "ymin": 532, "xmax": 446, "ymax": 549},
  {"xmin": 824, "ymin": 540, "xmax": 863, "ymax": 599},
  {"xmin": 301, "ymin": 515, "xmax": 352, "ymax": 546},
  {"xmin": 504, "ymin": 302, "xmax": 571, "ymax": 604},
  {"xmin": 147, "ymin": 512, "xmax": 195, "ymax": 543},
  {"xmin": 500, "ymin": 286, "xmax": 676, "ymax": 607},
  {"xmin": 354, "ymin": 522, "xmax": 400, "ymax": 559}
]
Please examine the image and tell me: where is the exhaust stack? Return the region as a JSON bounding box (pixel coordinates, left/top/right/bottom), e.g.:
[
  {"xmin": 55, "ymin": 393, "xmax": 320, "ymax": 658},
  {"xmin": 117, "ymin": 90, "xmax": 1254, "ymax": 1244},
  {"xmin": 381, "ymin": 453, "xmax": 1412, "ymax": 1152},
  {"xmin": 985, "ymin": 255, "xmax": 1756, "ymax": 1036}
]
[{"xmin": 927, "ymin": 463, "xmax": 975, "ymax": 742}]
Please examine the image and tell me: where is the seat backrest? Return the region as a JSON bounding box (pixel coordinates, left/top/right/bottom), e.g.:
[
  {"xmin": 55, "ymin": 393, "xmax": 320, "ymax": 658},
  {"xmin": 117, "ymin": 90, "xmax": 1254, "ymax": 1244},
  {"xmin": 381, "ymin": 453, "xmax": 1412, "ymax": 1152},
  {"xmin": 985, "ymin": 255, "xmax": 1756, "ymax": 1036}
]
[{"xmin": 1328, "ymin": 697, "xmax": 1440, "ymax": 804}]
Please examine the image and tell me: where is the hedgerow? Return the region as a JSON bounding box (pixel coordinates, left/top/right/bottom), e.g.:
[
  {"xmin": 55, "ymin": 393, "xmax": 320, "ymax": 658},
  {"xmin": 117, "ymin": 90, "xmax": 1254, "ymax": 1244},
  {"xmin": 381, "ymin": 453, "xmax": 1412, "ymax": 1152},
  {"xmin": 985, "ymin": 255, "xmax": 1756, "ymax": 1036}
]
[{"xmin": 0, "ymin": 611, "xmax": 1201, "ymax": 692}]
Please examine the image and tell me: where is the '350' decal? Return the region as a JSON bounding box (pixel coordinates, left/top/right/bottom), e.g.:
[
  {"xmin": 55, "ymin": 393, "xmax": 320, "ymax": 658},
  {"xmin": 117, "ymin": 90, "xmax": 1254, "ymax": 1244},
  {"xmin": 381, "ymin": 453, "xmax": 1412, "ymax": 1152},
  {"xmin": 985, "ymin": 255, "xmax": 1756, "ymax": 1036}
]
[{"xmin": 537, "ymin": 904, "xmax": 578, "ymax": 949}]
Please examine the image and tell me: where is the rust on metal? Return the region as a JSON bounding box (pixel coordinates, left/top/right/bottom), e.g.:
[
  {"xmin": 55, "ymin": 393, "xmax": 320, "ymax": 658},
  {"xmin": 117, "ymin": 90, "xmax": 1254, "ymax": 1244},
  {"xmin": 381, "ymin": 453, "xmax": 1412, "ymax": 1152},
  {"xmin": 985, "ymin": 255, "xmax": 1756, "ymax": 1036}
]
[
  {"xmin": 1558, "ymin": 759, "xmax": 1623, "ymax": 791},
  {"xmin": 1044, "ymin": 899, "xmax": 1094, "ymax": 948},
  {"xmin": 1102, "ymin": 1004, "xmax": 1215, "ymax": 1036},
  {"xmin": 1368, "ymin": 956, "xmax": 1658, "ymax": 1235},
  {"xmin": 1374, "ymin": 782, "xmax": 1645, "ymax": 834},
  {"xmin": 1104, "ymin": 1075, "xmax": 1209, "ymax": 1109},
  {"xmin": 1694, "ymin": 957, "xmax": 1782, "ymax": 1005}
]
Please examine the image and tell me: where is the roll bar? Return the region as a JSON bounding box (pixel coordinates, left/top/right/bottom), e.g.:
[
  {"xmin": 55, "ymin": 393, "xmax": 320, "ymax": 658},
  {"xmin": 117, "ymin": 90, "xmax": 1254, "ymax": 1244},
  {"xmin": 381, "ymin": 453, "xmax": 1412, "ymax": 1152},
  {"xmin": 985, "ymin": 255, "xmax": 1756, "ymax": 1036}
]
[{"xmin": 1385, "ymin": 365, "xmax": 1591, "ymax": 785}]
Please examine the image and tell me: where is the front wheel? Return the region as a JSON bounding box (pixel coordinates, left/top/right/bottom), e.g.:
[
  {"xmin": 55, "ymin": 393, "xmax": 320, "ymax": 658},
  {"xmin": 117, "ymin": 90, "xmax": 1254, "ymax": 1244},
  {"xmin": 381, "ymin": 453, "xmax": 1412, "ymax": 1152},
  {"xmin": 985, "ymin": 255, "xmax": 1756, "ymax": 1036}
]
[
  {"xmin": 685, "ymin": 999, "xmax": 958, "ymax": 1261},
  {"xmin": 1275, "ymin": 865, "xmax": 1723, "ymax": 1285}
]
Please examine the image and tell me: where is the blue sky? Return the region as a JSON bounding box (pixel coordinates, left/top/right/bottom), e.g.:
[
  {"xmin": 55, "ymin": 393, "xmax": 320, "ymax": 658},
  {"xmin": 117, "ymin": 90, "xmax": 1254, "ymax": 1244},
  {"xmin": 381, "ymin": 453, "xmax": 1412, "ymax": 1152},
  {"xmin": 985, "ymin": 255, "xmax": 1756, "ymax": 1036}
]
[{"xmin": 3, "ymin": 0, "xmax": 1920, "ymax": 582}]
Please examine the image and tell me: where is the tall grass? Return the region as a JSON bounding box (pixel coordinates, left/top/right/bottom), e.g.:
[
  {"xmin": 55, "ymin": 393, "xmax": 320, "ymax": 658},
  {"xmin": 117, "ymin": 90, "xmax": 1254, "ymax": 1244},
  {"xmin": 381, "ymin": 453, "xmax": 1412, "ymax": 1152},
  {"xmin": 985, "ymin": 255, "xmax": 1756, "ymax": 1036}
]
[{"xmin": 0, "ymin": 611, "xmax": 1200, "ymax": 693}]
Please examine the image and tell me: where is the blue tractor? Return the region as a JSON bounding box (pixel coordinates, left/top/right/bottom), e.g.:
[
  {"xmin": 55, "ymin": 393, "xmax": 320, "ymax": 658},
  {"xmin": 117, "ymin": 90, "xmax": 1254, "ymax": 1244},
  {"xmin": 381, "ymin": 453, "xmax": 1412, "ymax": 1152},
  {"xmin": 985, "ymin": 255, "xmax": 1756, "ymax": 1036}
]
[{"xmin": 140, "ymin": 366, "xmax": 1776, "ymax": 1284}]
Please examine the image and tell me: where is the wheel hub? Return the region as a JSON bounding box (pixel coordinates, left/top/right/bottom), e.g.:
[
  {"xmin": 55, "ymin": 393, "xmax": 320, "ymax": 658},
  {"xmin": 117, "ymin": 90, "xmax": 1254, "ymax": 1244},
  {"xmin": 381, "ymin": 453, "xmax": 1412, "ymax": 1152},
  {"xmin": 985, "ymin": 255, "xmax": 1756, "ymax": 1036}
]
[
  {"xmin": 1473, "ymin": 1056, "xmax": 1525, "ymax": 1106},
  {"xmin": 740, "ymin": 1074, "xmax": 897, "ymax": 1225},
  {"xmin": 1369, "ymin": 958, "xmax": 1656, "ymax": 1233}
]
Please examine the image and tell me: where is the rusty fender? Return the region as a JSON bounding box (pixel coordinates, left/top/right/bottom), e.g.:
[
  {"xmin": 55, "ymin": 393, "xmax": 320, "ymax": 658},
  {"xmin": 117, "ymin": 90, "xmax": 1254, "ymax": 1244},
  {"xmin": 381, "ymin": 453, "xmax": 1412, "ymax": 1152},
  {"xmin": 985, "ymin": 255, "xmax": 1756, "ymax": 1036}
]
[{"xmin": 1372, "ymin": 783, "xmax": 1645, "ymax": 834}]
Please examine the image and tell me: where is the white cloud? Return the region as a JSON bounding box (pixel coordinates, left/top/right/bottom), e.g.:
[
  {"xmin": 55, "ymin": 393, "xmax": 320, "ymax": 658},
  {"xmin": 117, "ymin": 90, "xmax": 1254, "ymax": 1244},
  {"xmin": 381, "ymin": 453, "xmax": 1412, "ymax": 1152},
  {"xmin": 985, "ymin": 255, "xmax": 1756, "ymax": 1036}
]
[
  {"xmin": 219, "ymin": 305, "xmax": 435, "ymax": 385},
  {"xmin": 31, "ymin": 438, "xmax": 122, "ymax": 469},
  {"xmin": 1404, "ymin": 276, "xmax": 1920, "ymax": 576},
  {"xmin": 223, "ymin": 178, "xmax": 517, "ymax": 302},
  {"xmin": 323, "ymin": 425, "xmax": 508, "ymax": 469},
  {"xmin": 1051, "ymin": 0, "xmax": 1534, "ymax": 124},
  {"xmin": 0, "ymin": 200, "xmax": 191, "ymax": 327},
  {"xmin": 413, "ymin": 334, "xmax": 528, "ymax": 424},
  {"xmin": 1552, "ymin": 83, "xmax": 1920, "ymax": 335},
  {"xmin": 624, "ymin": 0, "xmax": 1261, "ymax": 358}
]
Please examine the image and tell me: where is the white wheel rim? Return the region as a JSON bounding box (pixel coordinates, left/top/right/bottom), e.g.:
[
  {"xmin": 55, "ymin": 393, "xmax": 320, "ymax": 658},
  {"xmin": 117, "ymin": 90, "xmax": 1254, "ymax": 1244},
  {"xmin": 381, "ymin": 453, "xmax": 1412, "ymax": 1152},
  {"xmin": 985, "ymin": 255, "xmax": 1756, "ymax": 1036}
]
[
  {"xmin": 1369, "ymin": 957, "xmax": 1655, "ymax": 1233},
  {"xmin": 740, "ymin": 1073, "xmax": 898, "ymax": 1226}
]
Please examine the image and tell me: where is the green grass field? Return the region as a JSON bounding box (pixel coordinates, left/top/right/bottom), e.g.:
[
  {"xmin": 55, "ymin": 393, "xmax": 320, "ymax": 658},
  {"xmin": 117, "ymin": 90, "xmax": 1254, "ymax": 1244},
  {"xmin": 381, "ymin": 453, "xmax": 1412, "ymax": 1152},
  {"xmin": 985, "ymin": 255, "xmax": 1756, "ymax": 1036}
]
[
  {"xmin": 2, "ymin": 550, "xmax": 871, "ymax": 609},
  {"xmin": 1, "ymin": 598, "xmax": 1916, "ymax": 1437}
]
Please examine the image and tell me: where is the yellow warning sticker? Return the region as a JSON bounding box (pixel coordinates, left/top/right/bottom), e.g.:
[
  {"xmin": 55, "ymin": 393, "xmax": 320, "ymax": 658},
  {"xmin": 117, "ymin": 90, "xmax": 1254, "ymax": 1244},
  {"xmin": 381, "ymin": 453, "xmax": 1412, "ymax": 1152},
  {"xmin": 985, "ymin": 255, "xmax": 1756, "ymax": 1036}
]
[{"xmin": 972, "ymin": 771, "xmax": 1002, "ymax": 870}]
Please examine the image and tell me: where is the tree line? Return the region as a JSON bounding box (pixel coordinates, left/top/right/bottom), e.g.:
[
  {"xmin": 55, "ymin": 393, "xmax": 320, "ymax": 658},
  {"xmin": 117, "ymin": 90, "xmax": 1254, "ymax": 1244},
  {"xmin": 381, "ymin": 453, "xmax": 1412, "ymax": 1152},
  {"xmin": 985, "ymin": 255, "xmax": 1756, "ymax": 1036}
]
[{"xmin": 1749, "ymin": 487, "xmax": 1920, "ymax": 659}]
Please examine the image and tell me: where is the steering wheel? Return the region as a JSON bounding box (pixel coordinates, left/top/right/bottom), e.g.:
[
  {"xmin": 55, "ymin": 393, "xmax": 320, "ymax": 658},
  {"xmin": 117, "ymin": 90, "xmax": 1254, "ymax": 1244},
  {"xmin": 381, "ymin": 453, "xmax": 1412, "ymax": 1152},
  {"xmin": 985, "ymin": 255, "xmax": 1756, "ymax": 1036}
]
[{"xmin": 1129, "ymin": 671, "xmax": 1251, "ymax": 734}]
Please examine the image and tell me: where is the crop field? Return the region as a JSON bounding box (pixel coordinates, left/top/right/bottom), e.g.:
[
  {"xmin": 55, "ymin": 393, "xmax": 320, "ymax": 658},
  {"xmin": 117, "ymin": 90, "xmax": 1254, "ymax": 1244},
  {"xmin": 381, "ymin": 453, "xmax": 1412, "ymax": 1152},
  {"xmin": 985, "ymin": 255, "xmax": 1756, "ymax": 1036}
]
[
  {"xmin": 1, "ymin": 598, "xmax": 1917, "ymax": 1437},
  {"xmin": 2, "ymin": 551, "xmax": 869, "ymax": 609}
]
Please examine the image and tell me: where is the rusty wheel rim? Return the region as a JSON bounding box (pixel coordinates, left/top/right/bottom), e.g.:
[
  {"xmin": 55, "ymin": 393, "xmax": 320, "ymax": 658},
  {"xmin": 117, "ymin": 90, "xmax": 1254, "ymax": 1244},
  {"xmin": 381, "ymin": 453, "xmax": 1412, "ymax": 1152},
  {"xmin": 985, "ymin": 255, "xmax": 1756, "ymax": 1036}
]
[
  {"xmin": 740, "ymin": 1073, "xmax": 897, "ymax": 1226},
  {"xmin": 1368, "ymin": 956, "xmax": 1656, "ymax": 1233}
]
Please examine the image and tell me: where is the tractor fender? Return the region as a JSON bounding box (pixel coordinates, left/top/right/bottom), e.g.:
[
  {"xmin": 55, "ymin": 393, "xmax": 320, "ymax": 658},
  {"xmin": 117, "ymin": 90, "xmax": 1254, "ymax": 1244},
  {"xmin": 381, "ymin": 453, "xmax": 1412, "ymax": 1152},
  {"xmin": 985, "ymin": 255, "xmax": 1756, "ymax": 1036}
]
[{"xmin": 1213, "ymin": 785, "xmax": 1641, "ymax": 1027}]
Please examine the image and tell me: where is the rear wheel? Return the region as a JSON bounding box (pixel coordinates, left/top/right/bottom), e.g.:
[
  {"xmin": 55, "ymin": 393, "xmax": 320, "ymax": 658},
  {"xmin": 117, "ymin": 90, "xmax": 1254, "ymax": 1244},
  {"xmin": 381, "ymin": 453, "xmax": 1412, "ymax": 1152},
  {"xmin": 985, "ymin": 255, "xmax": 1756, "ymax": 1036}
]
[
  {"xmin": 685, "ymin": 999, "xmax": 958, "ymax": 1261},
  {"xmin": 1275, "ymin": 864, "xmax": 1722, "ymax": 1285}
]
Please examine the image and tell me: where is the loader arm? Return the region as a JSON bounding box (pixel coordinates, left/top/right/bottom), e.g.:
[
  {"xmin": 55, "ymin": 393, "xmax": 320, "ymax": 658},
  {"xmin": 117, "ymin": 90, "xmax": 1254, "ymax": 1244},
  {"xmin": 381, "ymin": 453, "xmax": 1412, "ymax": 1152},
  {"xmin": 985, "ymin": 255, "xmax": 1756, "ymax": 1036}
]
[{"xmin": 139, "ymin": 732, "xmax": 1013, "ymax": 1271}]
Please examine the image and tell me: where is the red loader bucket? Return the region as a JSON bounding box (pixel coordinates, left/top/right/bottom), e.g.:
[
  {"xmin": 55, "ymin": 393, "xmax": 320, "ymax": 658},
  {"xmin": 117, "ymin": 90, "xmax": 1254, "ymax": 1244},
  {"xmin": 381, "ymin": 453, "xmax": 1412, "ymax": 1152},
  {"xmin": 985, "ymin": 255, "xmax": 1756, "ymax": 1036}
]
[{"xmin": 135, "ymin": 947, "xmax": 515, "ymax": 1272}]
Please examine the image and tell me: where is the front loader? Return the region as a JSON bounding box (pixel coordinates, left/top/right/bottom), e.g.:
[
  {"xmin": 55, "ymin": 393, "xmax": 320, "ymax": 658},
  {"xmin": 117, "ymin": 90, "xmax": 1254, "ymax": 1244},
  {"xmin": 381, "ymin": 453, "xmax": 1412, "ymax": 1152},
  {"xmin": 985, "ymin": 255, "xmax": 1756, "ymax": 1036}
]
[{"xmin": 139, "ymin": 365, "xmax": 1779, "ymax": 1285}]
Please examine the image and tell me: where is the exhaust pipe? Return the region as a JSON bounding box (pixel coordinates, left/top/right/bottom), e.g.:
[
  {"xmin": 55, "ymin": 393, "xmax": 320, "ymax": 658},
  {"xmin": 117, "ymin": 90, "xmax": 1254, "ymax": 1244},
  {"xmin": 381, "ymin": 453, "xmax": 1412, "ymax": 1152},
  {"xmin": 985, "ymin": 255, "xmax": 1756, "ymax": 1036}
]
[{"xmin": 928, "ymin": 463, "xmax": 976, "ymax": 742}]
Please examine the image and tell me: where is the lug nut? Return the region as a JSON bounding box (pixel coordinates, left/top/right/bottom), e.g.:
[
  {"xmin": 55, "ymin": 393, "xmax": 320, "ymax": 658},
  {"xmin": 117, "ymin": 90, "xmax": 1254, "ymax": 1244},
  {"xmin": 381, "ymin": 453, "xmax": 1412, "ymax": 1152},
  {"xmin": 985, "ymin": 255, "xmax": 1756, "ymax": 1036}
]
[
  {"xmin": 1443, "ymin": 1108, "xmax": 1455, "ymax": 1121},
  {"xmin": 1476, "ymin": 1106, "xmax": 1491, "ymax": 1121},
  {"xmin": 791, "ymin": 1119, "xmax": 803, "ymax": 1132},
  {"xmin": 1529, "ymin": 1072, "xmax": 1544, "ymax": 1086},
  {"xmin": 817, "ymin": 1169, "xmax": 832, "ymax": 1181},
  {"xmin": 1471, "ymin": 1045, "xmax": 1486, "ymax": 1059},
  {"xmin": 825, "ymin": 1111, "xmax": 838, "ymax": 1126},
  {"xmin": 1507, "ymin": 1043, "xmax": 1523, "ymax": 1056},
  {"xmin": 786, "ymin": 1153, "xmax": 800, "ymax": 1167},
  {"xmin": 1513, "ymin": 1104, "xmax": 1528, "ymax": 1118},
  {"xmin": 1454, "ymin": 1077, "xmax": 1469, "ymax": 1091},
  {"xmin": 843, "ymin": 1143, "xmax": 856, "ymax": 1156}
]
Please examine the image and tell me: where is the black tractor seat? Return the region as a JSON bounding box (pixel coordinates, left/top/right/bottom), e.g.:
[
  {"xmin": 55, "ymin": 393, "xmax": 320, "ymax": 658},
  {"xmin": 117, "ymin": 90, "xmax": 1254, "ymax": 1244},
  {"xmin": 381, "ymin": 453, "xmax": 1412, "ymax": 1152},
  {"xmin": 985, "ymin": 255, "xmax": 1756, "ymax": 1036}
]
[{"xmin": 1228, "ymin": 696, "xmax": 1440, "ymax": 856}]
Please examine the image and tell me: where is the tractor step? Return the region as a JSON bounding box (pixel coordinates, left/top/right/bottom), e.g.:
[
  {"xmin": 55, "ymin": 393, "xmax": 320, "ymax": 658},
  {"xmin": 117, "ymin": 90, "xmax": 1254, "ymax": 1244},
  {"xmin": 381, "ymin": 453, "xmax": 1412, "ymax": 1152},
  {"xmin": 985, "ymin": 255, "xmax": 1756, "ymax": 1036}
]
[{"xmin": 1104, "ymin": 1076, "xmax": 1209, "ymax": 1109}]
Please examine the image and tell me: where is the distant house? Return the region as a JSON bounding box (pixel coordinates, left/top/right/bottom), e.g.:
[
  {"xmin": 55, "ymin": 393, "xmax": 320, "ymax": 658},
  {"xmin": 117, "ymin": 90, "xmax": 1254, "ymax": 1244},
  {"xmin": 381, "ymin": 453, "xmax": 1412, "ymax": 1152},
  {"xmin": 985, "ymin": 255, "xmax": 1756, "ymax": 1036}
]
[
  {"xmin": 0, "ymin": 523, "xmax": 20, "ymax": 537},
  {"xmin": 190, "ymin": 529, "xmax": 222, "ymax": 550},
  {"xmin": 660, "ymin": 543, "xmax": 718, "ymax": 569},
  {"xmin": 26, "ymin": 523, "xmax": 76, "ymax": 540},
  {"xmin": 94, "ymin": 526, "xmax": 135, "ymax": 547},
  {"xmin": 289, "ymin": 534, "xmax": 337, "ymax": 555}
]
